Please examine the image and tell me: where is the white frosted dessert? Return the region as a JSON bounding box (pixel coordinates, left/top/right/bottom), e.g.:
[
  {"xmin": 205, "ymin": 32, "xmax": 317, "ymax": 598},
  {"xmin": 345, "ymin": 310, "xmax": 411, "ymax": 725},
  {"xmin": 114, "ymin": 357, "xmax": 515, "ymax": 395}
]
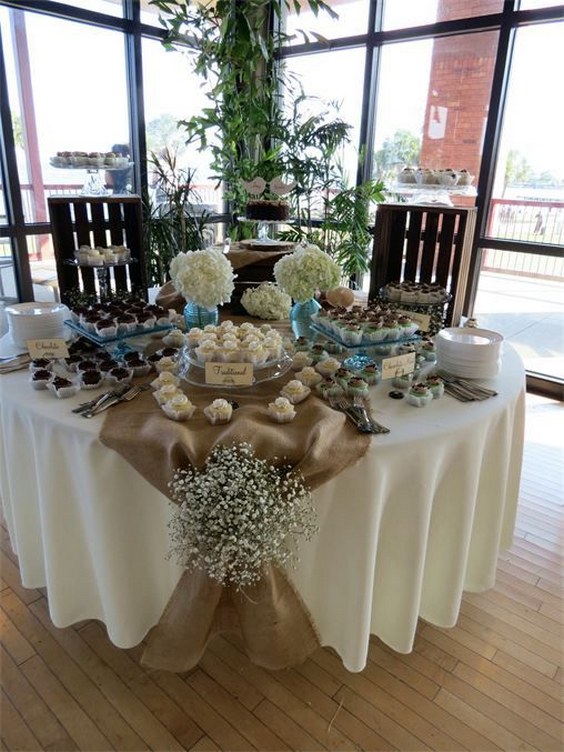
[
  {"xmin": 151, "ymin": 371, "xmax": 180, "ymax": 390},
  {"xmin": 262, "ymin": 335, "xmax": 283, "ymax": 360},
  {"xmin": 291, "ymin": 351, "xmax": 313, "ymax": 370},
  {"xmin": 295, "ymin": 366, "xmax": 323, "ymax": 388},
  {"xmin": 315, "ymin": 357, "xmax": 341, "ymax": 377},
  {"xmin": 203, "ymin": 398, "xmax": 233, "ymax": 425},
  {"xmin": 267, "ymin": 397, "xmax": 296, "ymax": 423},
  {"xmin": 155, "ymin": 355, "xmax": 179, "ymax": 373},
  {"xmin": 220, "ymin": 340, "xmax": 241, "ymax": 362},
  {"xmin": 161, "ymin": 394, "xmax": 197, "ymax": 421},
  {"xmin": 195, "ymin": 340, "xmax": 220, "ymax": 363},
  {"xmin": 162, "ymin": 328, "xmax": 187, "ymax": 347},
  {"xmin": 153, "ymin": 384, "xmax": 183, "ymax": 406},
  {"xmin": 241, "ymin": 340, "xmax": 266, "ymax": 365},
  {"xmin": 280, "ymin": 379, "xmax": 311, "ymax": 404},
  {"xmin": 186, "ymin": 327, "xmax": 204, "ymax": 347}
]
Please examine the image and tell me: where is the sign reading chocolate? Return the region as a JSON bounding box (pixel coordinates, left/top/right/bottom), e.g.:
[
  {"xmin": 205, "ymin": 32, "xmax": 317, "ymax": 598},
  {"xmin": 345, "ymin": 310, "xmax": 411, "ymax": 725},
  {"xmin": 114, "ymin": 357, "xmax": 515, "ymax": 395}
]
[
  {"xmin": 205, "ymin": 362, "xmax": 254, "ymax": 386},
  {"xmin": 27, "ymin": 338, "xmax": 69, "ymax": 360},
  {"xmin": 381, "ymin": 352, "xmax": 416, "ymax": 380}
]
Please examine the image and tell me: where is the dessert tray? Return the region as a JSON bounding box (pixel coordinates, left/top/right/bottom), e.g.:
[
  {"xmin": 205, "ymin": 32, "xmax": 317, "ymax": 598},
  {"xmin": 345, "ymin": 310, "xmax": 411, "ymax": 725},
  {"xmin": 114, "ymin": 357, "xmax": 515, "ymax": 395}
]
[
  {"xmin": 65, "ymin": 319, "xmax": 173, "ymax": 347},
  {"xmin": 179, "ymin": 348, "xmax": 293, "ymax": 389}
]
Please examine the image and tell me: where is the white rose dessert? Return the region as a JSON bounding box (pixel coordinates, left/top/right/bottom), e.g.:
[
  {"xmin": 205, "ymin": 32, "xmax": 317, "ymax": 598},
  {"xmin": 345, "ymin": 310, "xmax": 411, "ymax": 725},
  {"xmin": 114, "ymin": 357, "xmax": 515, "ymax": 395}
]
[
  {"xmin": 280, "ymin": 379, "xmax": 311, "ymax": 404},
  {"xmin": 291, "ymin": 351, "xmax": 313, "ymax": 370},
  {"xmin": 315, "ymin": 357, "xmax": 341, "ymax": 378},
  {"xmin": 203, "ymin": 398, "xmax": 233, "ymax": 425},
  {"xmin": 162, "ymin": 328, "xmax": 187, "ymax": 348},
  {"xmin": 295, "ymin": 366, "xmax": 323, "ymax": 388},
  {"xmin": 161, "ymin": 394, "xmax": 197, "ymax": 421},
  {"xmin": 267, "ymin": 397, "xmax": 297, "ymax": 424},
  {"xmin": 151, "ymin": 371, "xmax": 180, "ymax": 390},
  {"xmin": 153, "ymin": 384, "xmax": 183, "ymax": 406}
]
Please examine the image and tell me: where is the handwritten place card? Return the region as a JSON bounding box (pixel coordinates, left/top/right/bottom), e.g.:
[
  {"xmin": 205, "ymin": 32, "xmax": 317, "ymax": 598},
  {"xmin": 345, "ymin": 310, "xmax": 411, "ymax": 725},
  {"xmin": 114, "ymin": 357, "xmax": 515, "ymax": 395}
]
[
  {"xmin": 205, "ymin": 362, "xmax": 254, "ymax": 386},
  {"xmin": 26, "ymin": 338, "xmax": 69, "ymax": 360},
  {"xmin": 396, "ymin": 308, "xmax": 431, "ymax": 333},
  {"xmin": 381, "ymin": 352, "xmax": 416, "ymax": 380}
]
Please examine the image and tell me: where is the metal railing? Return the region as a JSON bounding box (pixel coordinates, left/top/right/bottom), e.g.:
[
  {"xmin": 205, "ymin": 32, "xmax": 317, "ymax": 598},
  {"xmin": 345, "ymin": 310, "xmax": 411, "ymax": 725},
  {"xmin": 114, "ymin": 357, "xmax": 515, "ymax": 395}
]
[{"xmin": 2, "ymin": 188, "xmax": 563, "ymax": 283}]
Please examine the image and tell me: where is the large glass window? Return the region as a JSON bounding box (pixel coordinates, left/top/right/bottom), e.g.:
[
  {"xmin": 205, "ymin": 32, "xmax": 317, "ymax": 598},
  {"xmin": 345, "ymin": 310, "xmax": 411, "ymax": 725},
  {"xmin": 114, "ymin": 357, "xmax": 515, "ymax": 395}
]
[
  {"xmin": 283, "ymin": 47, "xmax": 366, "ymax": 184},
  {"xmin": 141, "ymin": 37, "xmax": 222, "ymax": 212},
  {"xmin": 382, "ymin": 0, "xmax": 504, "ymax": 30},
  {"xmin": 486, "ymin": 23, "xmax": 564, "ymax": 245},
  {"xmin": 0, "ymin": 239, "xmax": 17, "ymax": 304},
  {"xmin": 43, "ymin": 0, "xmax": 123, "ymax": 17},
  {"xmin": 284, "ymin": 0, "xmax": 370, "ymax": 44},
  {"xmin": 374, "ymin": 31, "xmax": 499, "ymax": 196},
  {"xmin": 473, "ymin": 21, "xmax": 564, "ymax": 383},
  {"xmin": 473, "ymin": 250, "xmax": 563, "ymax": 379},
  {"xmin": 0, "ymin": 8, "xmax": 129, "ymax": 223}
]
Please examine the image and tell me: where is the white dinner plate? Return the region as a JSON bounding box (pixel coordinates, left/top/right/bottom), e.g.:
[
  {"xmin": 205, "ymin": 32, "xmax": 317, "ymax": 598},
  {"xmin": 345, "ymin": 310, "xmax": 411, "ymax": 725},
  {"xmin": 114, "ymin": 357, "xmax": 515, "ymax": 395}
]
[
  {"xmin": 4, "ymin": 302, "xmax": 69, "ymax": 318},
  {"xmin": 436, "ymin": 327, "xmax": 503, "ymax": 347}
]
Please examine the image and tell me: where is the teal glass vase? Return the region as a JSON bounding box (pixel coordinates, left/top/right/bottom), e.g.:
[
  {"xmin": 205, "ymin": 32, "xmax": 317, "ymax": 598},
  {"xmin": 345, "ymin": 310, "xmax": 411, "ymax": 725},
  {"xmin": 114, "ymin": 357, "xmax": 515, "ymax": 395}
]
[
  {"xmin": 183, "ymin": 301, "xmax": 219, "ymax": 330},
  {"xmin": 290, "ymin": 297, "xmax": 322, "ymax": 339}
]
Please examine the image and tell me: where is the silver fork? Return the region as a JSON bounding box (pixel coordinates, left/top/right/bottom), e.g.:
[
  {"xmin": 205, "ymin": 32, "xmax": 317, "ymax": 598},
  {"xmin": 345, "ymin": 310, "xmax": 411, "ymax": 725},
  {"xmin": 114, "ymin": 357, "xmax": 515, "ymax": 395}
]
[
  {"xmin": 437, "ymin": 370, "xmax": 497, "ymax": 399},
  {"xmin": 330, "ymin": 396, "xmax": 374, "ymax": 434},
  {"xmin": 352, "ymin": 396, "xmax": 390, "ymax": 434},
  {"xmin": 82, "ymin": 382, "xmax": 150, "ymax": 417}
]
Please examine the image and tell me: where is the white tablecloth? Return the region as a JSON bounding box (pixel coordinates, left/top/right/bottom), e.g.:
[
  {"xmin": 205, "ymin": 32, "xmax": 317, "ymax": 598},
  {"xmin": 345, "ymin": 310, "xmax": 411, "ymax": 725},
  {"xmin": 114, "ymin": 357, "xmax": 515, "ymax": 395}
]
[{"xmin": 0, "ymin": 346, "xmax": 525, "ymax": 672}]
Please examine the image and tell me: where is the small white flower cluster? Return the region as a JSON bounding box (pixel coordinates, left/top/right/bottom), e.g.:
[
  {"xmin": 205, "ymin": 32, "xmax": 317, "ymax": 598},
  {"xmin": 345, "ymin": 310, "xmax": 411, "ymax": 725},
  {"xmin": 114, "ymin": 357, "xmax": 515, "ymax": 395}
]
[
  {"xmin": 169, "ymin": 249, "xmax": 235, "ymax": 309},
  {"xmin": 240, "ymin": 282, "xmax": 292, "ymax": 320},
  {"xmin": 274, "ymin": 244, "xmax": 341, "ymax": 303},
  {"xmin": 168, "ymin": 442, "xmax": 318, "ymax": 588}
]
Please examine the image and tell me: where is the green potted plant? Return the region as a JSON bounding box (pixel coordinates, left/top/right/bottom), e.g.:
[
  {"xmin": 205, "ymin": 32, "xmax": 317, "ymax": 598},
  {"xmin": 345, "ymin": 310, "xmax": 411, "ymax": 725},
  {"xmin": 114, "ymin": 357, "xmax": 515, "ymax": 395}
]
[
  {"xmin": 143, "ymin": 147, "xmax": 212, "ymax": 286},
  {"xmin": 149, "ymin": 0, "xmax": 336, "ymax": 216}
]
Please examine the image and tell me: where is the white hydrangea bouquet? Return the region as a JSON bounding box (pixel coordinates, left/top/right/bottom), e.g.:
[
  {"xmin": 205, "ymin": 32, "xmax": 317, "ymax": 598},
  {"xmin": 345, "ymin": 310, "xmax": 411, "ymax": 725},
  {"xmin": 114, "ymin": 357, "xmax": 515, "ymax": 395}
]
[
  {"xmin": 169, "ymin": 249, "xmax": 235, "ymax": 308},
  {"xmin": 273, "ymin": 243, "xmax": 341, "ymax": 303},
  {"xmin": 168, "ymin": 442, "xmax": 318, "ymax": 589},
  {"xmin": 240, "ymin": 282, "xmax": 292, "ymax": 320}
]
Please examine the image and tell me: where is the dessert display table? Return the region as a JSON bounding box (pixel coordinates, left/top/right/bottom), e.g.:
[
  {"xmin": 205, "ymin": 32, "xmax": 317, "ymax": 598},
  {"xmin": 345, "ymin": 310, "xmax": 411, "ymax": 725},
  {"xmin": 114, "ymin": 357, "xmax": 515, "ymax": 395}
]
[{"xmin": 0, "ymin": 340, "xmax": 525, "ymax": 671}]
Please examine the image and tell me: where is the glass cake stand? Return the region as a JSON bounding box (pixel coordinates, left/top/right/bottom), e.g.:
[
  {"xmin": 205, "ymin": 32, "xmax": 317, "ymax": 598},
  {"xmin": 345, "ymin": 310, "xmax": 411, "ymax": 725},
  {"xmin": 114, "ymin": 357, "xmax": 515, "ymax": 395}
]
[
  {"xmin": 310, "ymin": 322, "xmax": 421, "ymax": 370},
  {"xmin": 179, "ymin": 347, "xmax": 292, "ymax": 389}
]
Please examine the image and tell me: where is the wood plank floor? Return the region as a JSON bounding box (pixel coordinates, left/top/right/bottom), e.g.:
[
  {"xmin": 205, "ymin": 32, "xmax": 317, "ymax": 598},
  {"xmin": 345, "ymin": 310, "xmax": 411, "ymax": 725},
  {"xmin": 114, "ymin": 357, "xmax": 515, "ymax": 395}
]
[{"xmin": 1, "ymin": 393, "xmax": 562, "ymax": 751}]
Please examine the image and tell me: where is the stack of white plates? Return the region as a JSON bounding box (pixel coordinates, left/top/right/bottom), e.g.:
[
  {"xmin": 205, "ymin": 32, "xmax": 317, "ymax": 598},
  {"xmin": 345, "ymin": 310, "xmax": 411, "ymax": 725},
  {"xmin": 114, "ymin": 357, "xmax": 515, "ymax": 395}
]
[
  {"xmin": 5, "ymin": 302, "xmax": 69, "ymax": 348},
  {"xmin": 435, "ymin": 327, "xmax": 504, "ymax": 379}
]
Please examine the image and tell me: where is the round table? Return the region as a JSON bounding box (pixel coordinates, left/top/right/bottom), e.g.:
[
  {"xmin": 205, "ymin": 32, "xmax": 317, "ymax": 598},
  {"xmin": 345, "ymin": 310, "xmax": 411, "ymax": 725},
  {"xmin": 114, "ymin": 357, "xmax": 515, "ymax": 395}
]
[{"xmin": 0, "ymin": 345, "xmax": 525, "ymax": 672}]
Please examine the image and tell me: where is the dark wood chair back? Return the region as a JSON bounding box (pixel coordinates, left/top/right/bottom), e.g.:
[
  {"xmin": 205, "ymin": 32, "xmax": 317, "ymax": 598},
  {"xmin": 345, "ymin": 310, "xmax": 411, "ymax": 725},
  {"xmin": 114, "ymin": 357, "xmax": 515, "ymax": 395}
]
[
  {"xmin": 368, "ymin": 203, "xmax": 477, "ymax": 326},
  {"xmin": 48, "ymin": 195, "xmax": 146, "ymax": 306}
]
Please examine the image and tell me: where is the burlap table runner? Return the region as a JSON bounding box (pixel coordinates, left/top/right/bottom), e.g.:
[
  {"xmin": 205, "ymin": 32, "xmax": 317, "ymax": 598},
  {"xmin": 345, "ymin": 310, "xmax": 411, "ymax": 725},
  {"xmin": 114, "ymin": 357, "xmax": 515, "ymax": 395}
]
[{"xmin": 99, "ymin": 344, "xmax": 370, "ymax": 672}]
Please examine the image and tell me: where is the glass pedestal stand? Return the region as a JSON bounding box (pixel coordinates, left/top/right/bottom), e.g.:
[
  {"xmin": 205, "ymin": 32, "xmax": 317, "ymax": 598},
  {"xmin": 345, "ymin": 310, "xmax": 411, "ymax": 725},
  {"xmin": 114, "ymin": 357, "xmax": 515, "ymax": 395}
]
[{"xmin": 81, "ymin": 169, "xmax": 110, "ymax": 196}]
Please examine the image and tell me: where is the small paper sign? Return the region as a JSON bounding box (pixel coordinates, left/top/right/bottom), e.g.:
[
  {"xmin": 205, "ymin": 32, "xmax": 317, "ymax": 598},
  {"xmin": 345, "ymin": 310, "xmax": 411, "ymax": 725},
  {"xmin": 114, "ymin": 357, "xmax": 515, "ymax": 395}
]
[
  {"xmin": 26, "ymin": 338, "xmax": 69, "ymax": 360},
  {"xmin": 396, "ymin": 308, "xmax": 431, "ymax": 333},
  {"xmin": 205, "ymin": 362, "xmax": 254, "ymax": 386},
  {"xmin": 381, "ymin": 352, "xmax": 416, "ymax": 380}
]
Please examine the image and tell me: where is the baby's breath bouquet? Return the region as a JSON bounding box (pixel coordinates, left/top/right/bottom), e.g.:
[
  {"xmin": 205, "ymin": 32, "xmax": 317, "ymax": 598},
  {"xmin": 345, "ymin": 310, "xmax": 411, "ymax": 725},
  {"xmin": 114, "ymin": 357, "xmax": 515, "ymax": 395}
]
[
  {"xmin": 240, "ymin": 282, "xmax": 291, "ymax": 320},
  {"xmin": 168, "ymin": 442, "xmax": 318, "ymax": 588},
  {"xmin": 274, "ymin": 243, "xmax": 341, "ymax": 303},
  {"xmin": 169, "ymin": 249, "xmax": 235, "ymax": 308}
]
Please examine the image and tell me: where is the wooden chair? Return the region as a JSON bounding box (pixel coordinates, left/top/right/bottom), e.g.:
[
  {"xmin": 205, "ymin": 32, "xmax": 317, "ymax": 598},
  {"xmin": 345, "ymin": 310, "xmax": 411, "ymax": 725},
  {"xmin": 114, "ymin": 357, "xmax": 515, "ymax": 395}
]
[
  {"xmin": 368, "ymin": 203, "xmax": 477, "ymax": 327},
  {"xmin": 48, "ymin": 195, "xmax": 147, "ymax": 306}
]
